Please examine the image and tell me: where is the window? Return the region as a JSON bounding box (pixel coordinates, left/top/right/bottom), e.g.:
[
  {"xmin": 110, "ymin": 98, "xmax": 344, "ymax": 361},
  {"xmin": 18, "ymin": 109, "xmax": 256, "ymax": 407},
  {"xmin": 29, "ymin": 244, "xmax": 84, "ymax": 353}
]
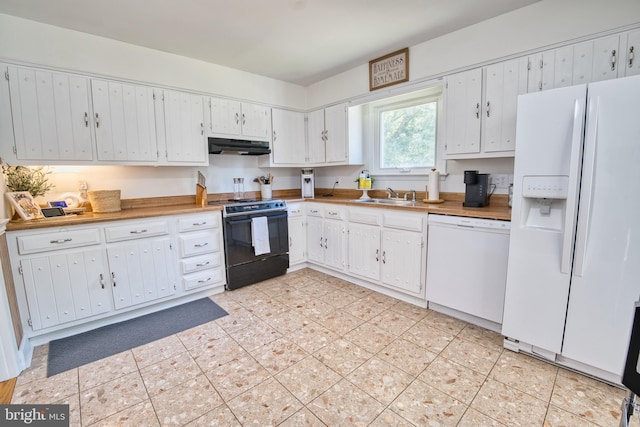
[{"xmin": 367, "ymin": 85, "xmax": 443, "ymax": 175}]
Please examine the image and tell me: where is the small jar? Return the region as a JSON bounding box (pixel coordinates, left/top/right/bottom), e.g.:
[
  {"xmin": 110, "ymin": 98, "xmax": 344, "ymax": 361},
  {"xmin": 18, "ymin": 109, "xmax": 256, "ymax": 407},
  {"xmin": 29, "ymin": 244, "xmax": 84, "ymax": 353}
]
[{"xmin": 233, "ymin": 177, "xmax": 244, "ymax": 200}]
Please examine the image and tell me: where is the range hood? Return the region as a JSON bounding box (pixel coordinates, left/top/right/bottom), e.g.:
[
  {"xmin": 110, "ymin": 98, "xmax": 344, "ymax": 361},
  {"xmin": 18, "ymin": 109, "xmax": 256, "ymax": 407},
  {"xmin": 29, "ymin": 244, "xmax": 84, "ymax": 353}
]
[{"xmin": 208, "ymin": 137, "xmax": 270, "ymax": 155}]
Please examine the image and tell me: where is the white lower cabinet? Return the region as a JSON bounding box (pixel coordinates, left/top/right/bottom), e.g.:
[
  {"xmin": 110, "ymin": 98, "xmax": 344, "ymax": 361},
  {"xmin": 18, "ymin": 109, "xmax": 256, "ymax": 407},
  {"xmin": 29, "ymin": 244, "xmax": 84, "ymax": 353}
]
[
  {"xmin": 347, "ymin": 208, "xmax": 426, "ymax": 298},
  {"xmin": 287, "ymin": 203, "xmax": 306, "ymax": 266},
  {"xmin": 306, "ymin": 204, "xmax": 346, "ymax": 271},
  {"xmin": 20, "ymin": 248, "xmax": 110, "ymax": 331},
  {"xmin": 7, "ymin": 211, "xmax": 225, "ymax": 338}
]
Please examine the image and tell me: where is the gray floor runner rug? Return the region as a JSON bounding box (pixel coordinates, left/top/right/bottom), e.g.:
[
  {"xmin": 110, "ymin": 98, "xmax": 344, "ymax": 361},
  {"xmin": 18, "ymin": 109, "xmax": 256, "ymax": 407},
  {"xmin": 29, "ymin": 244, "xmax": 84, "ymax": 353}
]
[{"xmin": 46, "ymin": 298, "xmax": 227, "ymax": 377}]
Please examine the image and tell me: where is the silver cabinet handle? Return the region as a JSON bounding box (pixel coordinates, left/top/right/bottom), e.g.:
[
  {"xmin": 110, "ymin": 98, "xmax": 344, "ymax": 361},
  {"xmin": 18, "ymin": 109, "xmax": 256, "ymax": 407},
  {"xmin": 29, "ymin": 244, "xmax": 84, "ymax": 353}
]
[
  {"xmin": 129, "ymin": 229, "xmax": 148, "ymax": 234},
  {"xmin": 382, "ymin": 251, "xmax": 386, "ymax": 264},
  {"xmin": 242, "ymin": 113, "xmax": 245, "ymax": 126},
  {"xmin": 328, "ymin": 211, "xmax": 339, "ymax": 216},
  {"xmin": 95, "ymin": 113, "xmax": 100, "ymax": 128},
  {"xmin": 100, "ymin": 273, "xmax": 105, "ymax": 289},
  {"xmin": 234, "ymin": 112, "xmax": 239, "ymax": 124},
  {"xmin": 375, "ymin": 249, "xmax": 379, "ymax": 262},
  {"xmin": 195, "ymin": 261, "xmax": 210, "ymax": 267},
  {"xmin": 192, "ymin": 221, "xmax": 207, "ymax": 226},
  {"xmin": 84, "ymin": 112, "xmax": 89, "ymax": 127},
  {"xmin": 111, "ymin": 271, "xmax": 116, "ymax": 287},
  {"xmin": 289, "ymin": 236, "xmax": 292, "ymax": 247},
  {"xmin": 324, "ymin": 237, "xmax": 327, "ymax": 249},
  {"xmin": 201, "ymin": 122, "xmax": 204, "ymax": 135},
  {"xmin": 629, "ymin": 46, "xmax": 635, "ymax": 68},
  {"xmin": 50, "ymin": 238, "xmax": 72, "ymax": 244},
  {"xmin": 319, "ymin": 237, "xmax": 323, "ymax": 248},
  {"xmin": 486, "ymin": 101, "xmax": 491, "ymax": 117},
  {"xmin": 475, "ymin": 103, "xmax": 480, "ymax": 119},
  {"xmin": 273, "ymin": 130, "xmax": 277, "ymax": 142},
  {"xmin": 611, "ymin": 49, "xmax": 617, "ymax": 71},
  {"xmin": 194, "ymin": 242, "xmax": 209, "ymax": 248},
  {"xmin": 197, "ymin": 277, "xmax": 212, "ymax": 284}
]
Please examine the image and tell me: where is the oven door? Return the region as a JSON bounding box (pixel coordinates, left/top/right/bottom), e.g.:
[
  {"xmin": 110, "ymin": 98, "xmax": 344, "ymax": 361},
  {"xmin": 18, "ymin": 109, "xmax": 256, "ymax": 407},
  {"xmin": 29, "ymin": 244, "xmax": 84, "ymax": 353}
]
[{"xmin": 223, "ymin": 210, "xmax": 289, "ymax": 290}]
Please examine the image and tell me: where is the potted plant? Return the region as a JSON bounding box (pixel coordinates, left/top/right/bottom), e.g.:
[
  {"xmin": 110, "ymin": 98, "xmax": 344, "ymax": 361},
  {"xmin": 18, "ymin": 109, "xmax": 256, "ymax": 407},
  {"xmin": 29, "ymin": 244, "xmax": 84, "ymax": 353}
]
[{"xmin": 2, "ymin": 164, "xmax": 54, "ymax": 218}]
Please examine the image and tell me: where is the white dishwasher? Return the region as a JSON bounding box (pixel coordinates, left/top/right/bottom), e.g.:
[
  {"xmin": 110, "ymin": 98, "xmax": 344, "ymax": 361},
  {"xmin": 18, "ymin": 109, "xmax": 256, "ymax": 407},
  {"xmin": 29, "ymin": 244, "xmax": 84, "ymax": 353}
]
[{"xmin": 426, "ymin": 214, "xmax": 510, "ymax": 329}]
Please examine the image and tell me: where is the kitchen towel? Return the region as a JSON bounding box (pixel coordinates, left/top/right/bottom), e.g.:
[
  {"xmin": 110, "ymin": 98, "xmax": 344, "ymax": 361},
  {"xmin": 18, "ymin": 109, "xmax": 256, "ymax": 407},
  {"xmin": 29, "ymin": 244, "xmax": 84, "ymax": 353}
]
[
  {"xmin": 251, "ymin": 216, "xmax": 271, "ymax": 255},
  {"xmin": 428, "ymin": 168, "xmax": 440, "ymax": 200}
]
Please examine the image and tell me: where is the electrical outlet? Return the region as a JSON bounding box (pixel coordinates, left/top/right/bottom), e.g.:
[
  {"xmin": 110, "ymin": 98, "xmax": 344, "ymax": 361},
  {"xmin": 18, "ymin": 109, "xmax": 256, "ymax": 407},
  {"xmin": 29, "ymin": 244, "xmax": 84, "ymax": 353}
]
[
  {"xmin": 489, "ymin": 174, "xmax": 509, "ymax": 189},
  {"xmin": 335, "ymin": 177, "xmax": 340, "ymax": 185}
]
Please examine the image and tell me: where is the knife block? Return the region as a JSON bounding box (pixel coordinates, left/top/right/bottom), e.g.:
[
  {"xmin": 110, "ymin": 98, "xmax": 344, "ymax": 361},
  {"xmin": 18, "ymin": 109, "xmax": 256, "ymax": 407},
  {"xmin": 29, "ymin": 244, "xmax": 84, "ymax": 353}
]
[{"xmin": 195, "ymin": 185, "xmax": 207, "ymax": 207}]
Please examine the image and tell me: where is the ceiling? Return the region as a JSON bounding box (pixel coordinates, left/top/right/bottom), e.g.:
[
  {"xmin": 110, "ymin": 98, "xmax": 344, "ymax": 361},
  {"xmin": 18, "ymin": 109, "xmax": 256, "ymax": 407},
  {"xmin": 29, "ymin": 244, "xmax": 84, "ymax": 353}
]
[{"xmin": 0, "ymin": 0, "xmax": 540, "ymax": 86}]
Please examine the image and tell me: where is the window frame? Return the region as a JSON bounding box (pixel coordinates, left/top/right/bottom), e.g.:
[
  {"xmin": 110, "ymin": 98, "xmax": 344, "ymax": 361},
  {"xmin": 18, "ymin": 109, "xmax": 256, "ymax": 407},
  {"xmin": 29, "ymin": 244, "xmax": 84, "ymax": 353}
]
[{"xmin": 364, "ymin": 85, "xmax": 445, "ymax": 177}]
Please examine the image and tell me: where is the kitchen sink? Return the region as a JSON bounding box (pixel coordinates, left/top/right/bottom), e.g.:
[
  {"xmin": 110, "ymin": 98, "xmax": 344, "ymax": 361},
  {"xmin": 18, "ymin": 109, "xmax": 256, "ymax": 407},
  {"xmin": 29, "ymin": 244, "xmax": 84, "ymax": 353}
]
[{"xmin": 349, "ymin": 198, "xmax": 417, "ymax": 206}]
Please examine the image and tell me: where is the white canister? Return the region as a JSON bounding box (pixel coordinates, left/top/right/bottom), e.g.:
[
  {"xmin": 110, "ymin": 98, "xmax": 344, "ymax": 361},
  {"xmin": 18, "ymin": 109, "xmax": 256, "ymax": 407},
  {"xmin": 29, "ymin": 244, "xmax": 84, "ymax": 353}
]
[{"xmin": 260, "ymin": 184, "xmax": 272, "ymax": 200}]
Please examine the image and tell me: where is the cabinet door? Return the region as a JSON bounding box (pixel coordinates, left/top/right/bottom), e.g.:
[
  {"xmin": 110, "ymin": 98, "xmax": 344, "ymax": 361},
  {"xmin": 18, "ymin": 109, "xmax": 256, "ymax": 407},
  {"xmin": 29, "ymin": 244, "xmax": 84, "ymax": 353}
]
[
  {"xmin": 324, "ymin": 219, "xmax": 345, "ymax": 270},
  {"xmin": 623, "ymin": 29, "xmax": 640, "ymax": 76},
  {"xmin": 591, "ymin": 35, "xmax": 620, "ymax": 82},
  {"xmin": 324, "ymin": 103, "xmax": 347, "ymax": 163},
  {"xmin": 288, "ymin": 215, "xmax": 306, "ymax": 265},
  {"xmin": 553, "ymin": 46, "xmax": 575, "ymax": 88},
  {"xmin": 164, "ymin": 90, "xmax": 206, "ymax": 163},
  {"xmin": 241, "ymin": 103, "xmax": 270, "ymax": 139},
  {"xmin": 444, "ymin": 68, "xmax": 482, "ymax": 155},
  {"xmin": 381, "ymin": 229, "xmax": 423, "ymax": 295},
  {"xmin": 8, "ymin": 66, "xmax": 93, "ymax": 161},
  {"xmin": 209, "ymin": 97, "xmax": 241, "ymax": 136},
  {"xmin": 92, "ymin": 80, "xmax": 157, "ymax": 162},
  {"xmin": 483, "ymin": 58, "xmax": 528, "ymax": 153},
  {"xmin": 306, "ymin": 216, "xmax": 324, "ymax": 264},
  {"xmin": 307, "ymin": 109, "xmax": 326, "ymax": 163},
  {"xmin": 272, "ymin": 108, "xmax": 306, "ymax": 164},
  {"xmin": 347, "ymin": 222, "xmax": 380, "ymax": 281},
  {"xmin": 573, "ymin": 41, "xmax": 594, "ymax": 85},
  {"xmin": 527, "ymin": 51, "xmax": 555, "ymax": 92},
  {"xmin": 140, "ymin": 238, "xmax": 176, "ymax": 300}
]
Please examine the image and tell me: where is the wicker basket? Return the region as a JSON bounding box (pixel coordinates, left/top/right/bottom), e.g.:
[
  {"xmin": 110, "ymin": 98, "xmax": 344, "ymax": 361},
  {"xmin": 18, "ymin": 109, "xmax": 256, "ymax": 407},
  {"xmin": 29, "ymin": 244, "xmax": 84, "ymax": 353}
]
[{"xmin": 88, "ymin": 190, "xmax": 121, "ymax": 213}]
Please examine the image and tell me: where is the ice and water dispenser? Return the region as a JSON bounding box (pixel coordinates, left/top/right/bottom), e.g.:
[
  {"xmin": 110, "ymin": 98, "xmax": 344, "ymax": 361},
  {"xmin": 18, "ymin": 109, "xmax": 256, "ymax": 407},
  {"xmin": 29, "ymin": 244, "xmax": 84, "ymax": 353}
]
[{"xmin": 519, "ymin": 175, "xmax": 569, "ymax": 231}]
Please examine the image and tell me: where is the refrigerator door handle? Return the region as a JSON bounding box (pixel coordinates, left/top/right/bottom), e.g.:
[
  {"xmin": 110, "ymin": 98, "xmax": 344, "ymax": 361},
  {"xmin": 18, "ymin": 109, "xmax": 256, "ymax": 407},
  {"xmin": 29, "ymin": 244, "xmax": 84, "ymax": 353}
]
[
  {"xmin": 560, "ymin": 99, "xmax": 586, "ymax": 274},
  {"xmin": 573, "ymin": 96, "xmax": 600, "ymax": 277}
]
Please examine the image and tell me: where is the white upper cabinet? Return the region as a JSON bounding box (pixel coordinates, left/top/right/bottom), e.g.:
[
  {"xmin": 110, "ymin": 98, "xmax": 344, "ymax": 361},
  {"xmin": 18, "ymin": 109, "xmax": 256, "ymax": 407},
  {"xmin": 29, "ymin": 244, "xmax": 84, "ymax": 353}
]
[
  {"xmin": 444, "ymin": 68, "xmax": 482, "ymax": 156},
  {"xmin": 445, "ymin": 58, "xmax": 527, "ymax": 158},
  {"xmin": 160, "ymin": 90, "xmax": 207, "ymax": 165},
  {"xmin": 307, "ymin": 103, "xmax": 352, "ymax": 165},
  {"xmin": 208, "ymin": 97, "xmax": 270, "ymax": 141},
  {"xmin": 91, "ymin": 79, "xmax": 157, "ymax": 162},
  {"xmin": 8, "ymin": 66, "xmax": 93, "ymax": 161},
  {"xmin": 270, "ymin": 108, "xmax": 306, "ymax": 165},
  {"xmin": 621, "ymin": 28, "xmax": 640, "ymax": 77}
]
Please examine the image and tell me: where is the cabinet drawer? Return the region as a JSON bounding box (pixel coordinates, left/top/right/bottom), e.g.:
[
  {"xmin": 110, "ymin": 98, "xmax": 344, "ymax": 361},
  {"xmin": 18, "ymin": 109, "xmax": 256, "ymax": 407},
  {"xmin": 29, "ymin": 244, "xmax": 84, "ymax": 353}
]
[
  {"xmin": 349, "ymin": 208, "xmax": 380, "ymax": 225},
  {"xmin": 177, "ymin": 213, "xmax": 219, "ymax": 232},
  {"xmin": 105, "ymin": 220, "xmax": 169, "ymax": 242},
  {"xmin": 306, "ymin": 204, "xmax": 323, "ymax": 217},
  {"xmin": 179, "ymin": 230, "xmax": 220, "ymax": 257},
  {"xmin": 324, "ymin": 206, "xmax": 345, "ymax": 220},
  {"xmin": 383, "ymin": 213, "xmax": 424, "ymax": 232},
  {"xmin": 180, "ymin": 252, "xmax": 223, "ymax": 274},
  {"xmin": 17, "ymin": 228, "xmax": 101, "ymax": 254},
  {"xmin": 287, "ymin": 205, "xmax": 303, "ymax": 217},
  {"xmin": 183, "ymin": 268, "xmax": 224, "ymax": 290}
]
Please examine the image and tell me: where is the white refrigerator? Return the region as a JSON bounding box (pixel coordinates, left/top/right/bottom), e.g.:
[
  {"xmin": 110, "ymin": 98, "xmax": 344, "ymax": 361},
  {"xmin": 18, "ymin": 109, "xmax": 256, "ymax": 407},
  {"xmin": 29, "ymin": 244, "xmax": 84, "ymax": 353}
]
[{"xmin": 502, "ymin": 75, "xmax": 640, "ymax": 384}]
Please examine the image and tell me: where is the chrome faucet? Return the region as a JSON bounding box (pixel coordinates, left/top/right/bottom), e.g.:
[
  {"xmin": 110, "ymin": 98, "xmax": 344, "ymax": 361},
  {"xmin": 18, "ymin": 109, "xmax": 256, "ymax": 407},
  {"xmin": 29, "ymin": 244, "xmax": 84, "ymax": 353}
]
[
  {"xmin": 404, "ymin": 190, "xmax": 416, "ymax": 201},
  {"xmin": 386, "ymin": 187, "xmax": 400, "ymax": 198}
]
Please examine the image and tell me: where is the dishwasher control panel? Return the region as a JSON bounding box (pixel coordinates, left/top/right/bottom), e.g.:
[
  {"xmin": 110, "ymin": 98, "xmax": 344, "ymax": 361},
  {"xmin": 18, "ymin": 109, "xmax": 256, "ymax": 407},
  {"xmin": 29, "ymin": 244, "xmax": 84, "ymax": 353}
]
[{"xmin": 428, "ymin": 214, "xmax": 511, "ymax": 231}]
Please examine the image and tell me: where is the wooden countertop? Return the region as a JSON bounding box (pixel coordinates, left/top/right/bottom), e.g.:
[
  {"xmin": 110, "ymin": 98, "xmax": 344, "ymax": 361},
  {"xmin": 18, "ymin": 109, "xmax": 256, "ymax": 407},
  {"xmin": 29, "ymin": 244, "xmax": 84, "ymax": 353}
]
[{"xmin": 5, "ymin": 190, "xmax": 511, "ymax": 232}]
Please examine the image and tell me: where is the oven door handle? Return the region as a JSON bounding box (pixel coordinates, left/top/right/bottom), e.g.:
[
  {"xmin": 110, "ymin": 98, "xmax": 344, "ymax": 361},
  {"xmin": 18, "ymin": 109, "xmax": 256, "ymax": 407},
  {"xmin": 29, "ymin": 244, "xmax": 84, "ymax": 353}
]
[{"xmin": 225, "ymin": 212, "xmax": 288, "ymax": 225}]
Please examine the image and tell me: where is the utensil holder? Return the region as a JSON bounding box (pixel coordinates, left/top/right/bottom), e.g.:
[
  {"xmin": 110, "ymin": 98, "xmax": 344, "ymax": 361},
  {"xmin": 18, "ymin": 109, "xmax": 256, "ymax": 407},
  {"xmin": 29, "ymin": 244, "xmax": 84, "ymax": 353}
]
[{"xmin": 260, "ymin": 184, "xmax": 272, "ymax": 200}]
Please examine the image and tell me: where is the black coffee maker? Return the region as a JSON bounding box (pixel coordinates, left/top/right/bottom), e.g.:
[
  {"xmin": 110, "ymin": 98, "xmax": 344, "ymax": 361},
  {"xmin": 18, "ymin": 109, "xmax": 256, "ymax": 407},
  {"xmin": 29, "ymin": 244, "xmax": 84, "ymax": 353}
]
[{"xmin": 463, "ymin": 170, "xmax": 490, "ymax": 207}]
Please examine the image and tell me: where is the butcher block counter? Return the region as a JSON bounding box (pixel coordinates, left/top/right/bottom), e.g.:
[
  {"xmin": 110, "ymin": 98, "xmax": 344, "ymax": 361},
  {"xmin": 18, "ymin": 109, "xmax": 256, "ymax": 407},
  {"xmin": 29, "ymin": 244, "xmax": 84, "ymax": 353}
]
[{"xmin": 5, "ymin": 190, "xmax": 510, "ymax": 232}]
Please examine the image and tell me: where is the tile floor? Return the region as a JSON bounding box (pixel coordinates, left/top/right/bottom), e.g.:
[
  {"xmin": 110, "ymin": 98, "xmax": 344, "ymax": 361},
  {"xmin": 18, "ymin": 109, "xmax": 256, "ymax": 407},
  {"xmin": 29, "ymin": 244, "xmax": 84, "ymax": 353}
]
[{"xmin": 10, "ymin": 268, "xmax": 635, "ymax": 426}]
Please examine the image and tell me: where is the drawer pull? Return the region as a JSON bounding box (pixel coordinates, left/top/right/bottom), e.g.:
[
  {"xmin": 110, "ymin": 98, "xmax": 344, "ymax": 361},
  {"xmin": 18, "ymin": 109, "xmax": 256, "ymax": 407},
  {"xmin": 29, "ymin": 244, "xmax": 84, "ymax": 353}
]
[
  {"xmin": 192, "ymin": 221, "xmax": 207, "ymax": 226},
  {"xmin": 50, "ymin": 238, "xmax": 72, "ymax": 244},
  {"xmin": 194, "ymin": 242, "xmax": 209, "ymax": 248},
  {"xmin": 328, "ymin": 211, "xmax": 339, "ymax": 216},
  {"xmin": 196, "ymin": 261, "xmax": 210, "ymax": 267},
  {"xmin": 129, "ymin": 229, "xmax": 148, "ymax": 234},
  {"xmin": 197, "ymin": 277, "xmax": 212, "ymax": 284}
]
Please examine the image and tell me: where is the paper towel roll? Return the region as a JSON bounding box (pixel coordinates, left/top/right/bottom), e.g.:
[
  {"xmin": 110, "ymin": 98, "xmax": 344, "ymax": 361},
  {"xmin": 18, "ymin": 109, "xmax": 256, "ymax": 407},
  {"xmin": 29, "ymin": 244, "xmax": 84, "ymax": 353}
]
[{"xmin": 428, "ymin": 168, "xmax": 440, "ymax": 200}]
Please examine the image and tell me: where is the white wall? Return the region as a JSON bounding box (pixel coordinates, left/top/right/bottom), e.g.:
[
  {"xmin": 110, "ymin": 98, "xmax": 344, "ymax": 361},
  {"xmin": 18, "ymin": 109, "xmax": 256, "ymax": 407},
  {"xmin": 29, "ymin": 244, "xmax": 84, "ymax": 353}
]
[
  {"xmin": 306, "ymin": 0, "xmax": 640, "ymax": 108},
  {"xmin": 0, "ymin": 14, "xmax": 306, "ymax": 109},
  {"xmin": 1, "ymin": 0, "xmax": 639, "ymax": 215}
]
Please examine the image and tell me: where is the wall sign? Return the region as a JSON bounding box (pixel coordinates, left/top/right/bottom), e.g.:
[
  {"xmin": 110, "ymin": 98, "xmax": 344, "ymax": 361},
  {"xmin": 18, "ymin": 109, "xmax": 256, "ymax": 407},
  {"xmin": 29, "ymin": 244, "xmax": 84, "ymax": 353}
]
[{"xmin": 369, "ymin": 48, "xmax": 409, "ymax": 91}]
